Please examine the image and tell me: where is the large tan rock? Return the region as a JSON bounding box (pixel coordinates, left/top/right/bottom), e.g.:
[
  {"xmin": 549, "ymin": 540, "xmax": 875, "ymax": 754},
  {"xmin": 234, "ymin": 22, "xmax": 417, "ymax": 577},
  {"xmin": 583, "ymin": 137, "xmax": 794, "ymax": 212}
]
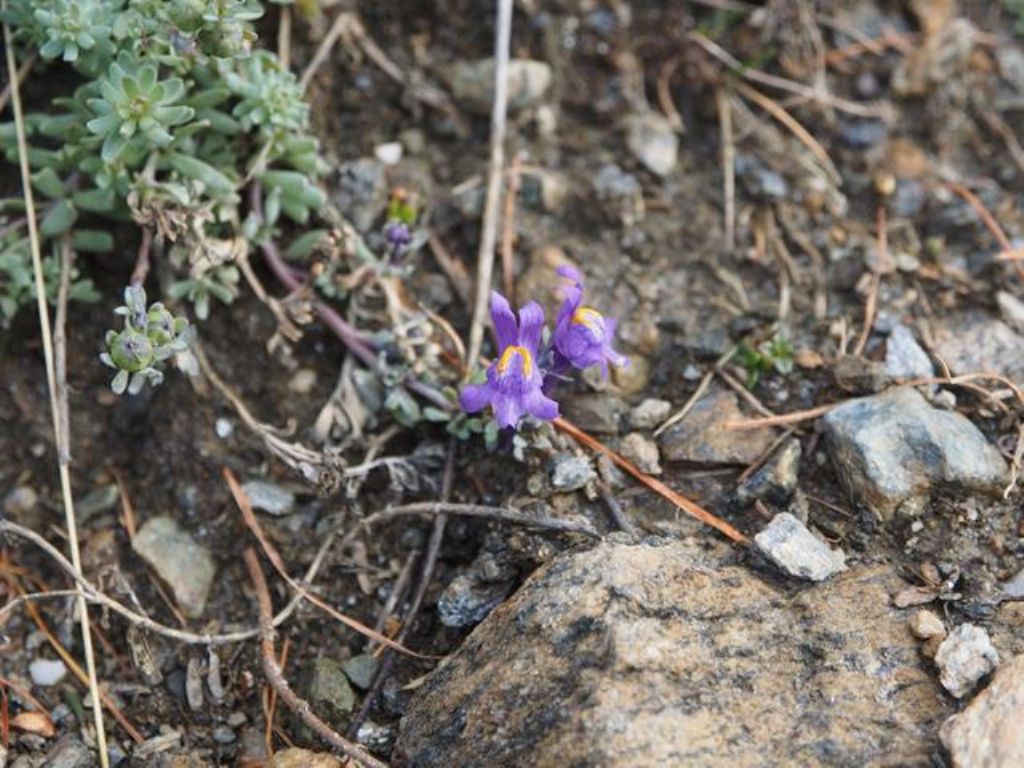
[
  {"xmin": 941, "ymin": 654, "xmax": 1024, "ymax": 767},
  {"xmin": 395, "ymin": 539, "xmax": 949, "ymax": 767}
]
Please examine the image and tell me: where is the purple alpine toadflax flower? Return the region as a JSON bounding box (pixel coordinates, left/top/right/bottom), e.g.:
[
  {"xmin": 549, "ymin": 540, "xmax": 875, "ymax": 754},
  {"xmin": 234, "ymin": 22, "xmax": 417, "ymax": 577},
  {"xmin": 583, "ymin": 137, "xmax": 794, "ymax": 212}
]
[
  {"xmin": 552, "ymin": 266, "xmax": 628, "ymax": 377},
  {"xmin": 459, "ymin": 292, "xmax": 559, "ymax": 429}
]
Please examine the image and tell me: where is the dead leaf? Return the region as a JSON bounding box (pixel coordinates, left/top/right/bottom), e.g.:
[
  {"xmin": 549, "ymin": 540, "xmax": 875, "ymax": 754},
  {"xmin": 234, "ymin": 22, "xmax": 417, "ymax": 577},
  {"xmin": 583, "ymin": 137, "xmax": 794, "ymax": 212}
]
[
  {"xmin": 893, "ymin": 584, "xmax": 940, "ymax": 609},
  {"xmin": 11, "ymin": 710, "xmax": 56, "ymax": 738}
]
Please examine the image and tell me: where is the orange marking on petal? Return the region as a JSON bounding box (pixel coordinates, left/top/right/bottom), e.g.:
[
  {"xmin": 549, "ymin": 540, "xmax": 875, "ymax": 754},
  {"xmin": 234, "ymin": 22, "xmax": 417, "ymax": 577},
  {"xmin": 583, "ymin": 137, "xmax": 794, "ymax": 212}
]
[
  {"xmin": 571, "ymin": 307, "xmax": 604, "ymax": 333},
  {"xmin": 496, "ymin": 345, "xmax": 534, "ymax": 377}
]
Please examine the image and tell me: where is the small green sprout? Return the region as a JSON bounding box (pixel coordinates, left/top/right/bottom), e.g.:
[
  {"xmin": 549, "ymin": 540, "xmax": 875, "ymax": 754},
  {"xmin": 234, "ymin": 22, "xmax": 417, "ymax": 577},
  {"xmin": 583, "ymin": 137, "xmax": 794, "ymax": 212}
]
[{"xmin": 737, "ymin": 334, "xmax": 794, "ymax": 388}]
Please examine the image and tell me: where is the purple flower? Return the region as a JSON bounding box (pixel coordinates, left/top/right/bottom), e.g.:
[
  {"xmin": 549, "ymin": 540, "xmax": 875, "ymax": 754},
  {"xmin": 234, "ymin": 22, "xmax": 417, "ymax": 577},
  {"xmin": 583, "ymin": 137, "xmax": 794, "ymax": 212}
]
[
  {"xmin": 460, "ymin": 292, "xmax": 559, "ymax": 429},
  {"xmin": 552, "ymin": 266, "xmax": 627, "ymax": 376},
  {"xmin": 384, "ymin": 221, "xmax": 412, "ymax": 259}
]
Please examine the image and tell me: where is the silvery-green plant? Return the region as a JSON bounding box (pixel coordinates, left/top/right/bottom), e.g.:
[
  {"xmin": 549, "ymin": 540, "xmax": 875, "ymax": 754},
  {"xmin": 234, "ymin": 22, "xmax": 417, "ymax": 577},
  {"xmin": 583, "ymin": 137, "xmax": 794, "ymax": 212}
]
[
  {"xmin": 0, "ymin": 0, "xmax": 325, "ymax": 390},
  {"xmin": 101, "ymin": 285, "xmax": 195, "ymax": 394}
]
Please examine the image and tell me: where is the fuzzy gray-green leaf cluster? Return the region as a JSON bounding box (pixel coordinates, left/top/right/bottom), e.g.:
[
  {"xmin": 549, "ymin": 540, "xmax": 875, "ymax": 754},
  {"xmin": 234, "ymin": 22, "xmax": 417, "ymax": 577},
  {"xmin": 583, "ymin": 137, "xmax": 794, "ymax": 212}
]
[{"xmin": 0, "ymin": 0, "xmax": 324, "ymax": 326}]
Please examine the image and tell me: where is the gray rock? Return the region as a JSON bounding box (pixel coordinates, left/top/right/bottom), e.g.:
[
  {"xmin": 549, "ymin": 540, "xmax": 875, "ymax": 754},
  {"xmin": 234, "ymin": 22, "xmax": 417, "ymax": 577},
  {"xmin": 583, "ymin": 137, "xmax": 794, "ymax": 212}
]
[
  {"xmin": 561, "ymin": 393, "xmax": 627, "ymax": 435},
  {"xmin": 737, "ymin": 438, "xmax": 801, "ymax": 505},
  {"xmin": 941, "ymin": 653, "xmax": 1024, "ymax": 766},
  {"xmin": 132, "ymin": 516, "xmax": 216, "ymax": 619},
  {"xmin": 822, "ymin": 388, "xmax": 1007, "ymax": 519},
  {"xmin": 932, "ymin": 312, "xmax": 1024, "ymax": 386},
  {"xmin": 549, "ymin": 455, "xmax": 596, "ymax": 491},
  {"xmin": 997, "ymin": 291, "xmax": 1024, "ymax": 335},
  {"xmin": 356, "ymin": 721, "xmax": 395, "ymax": 752},
  {"xmin": 629, "ymin": 398, "xmax": 672, "ymax": 430},
  {"xmin": 1003, "ymin": 568, "xmax": 1024, "ymax": 600},
  {"xmin": 658, "ymin": 387, "xmax": 777, "ymax": 465},
  {"xmin": 892, "ymin": 179, "xmax": 926, "ymax": 218},
  {"xmin": 592, "ymin": 163, "xmax": 645, "ymax": 226},
  {"xmin": 935, "ymin": 624, "xmax": 999, "ymax": 699},
  {"xmin": 754, "ymin": 512, "xmax": 846, "ymax": 581},
  {"xmin": 396, "ymin": 541, "xmax": 949, "ymax": 767},
  {"xmin": 624, "ymin": 111, "xmax": 679, "ymax": 177},
  {"xmin": 342, "ymin": 654, "xmax": 380, "ymax": 690},
  {"xmin": 212, "ymin": 725, "xmax": 237, "ymax": 745},
  {"xmin": 884, "ymin": 324, "xmax": 934, "ymax": 381},
  {"xmin": 437, "ymin": 573, "xmax": 514, "ymax": 628},
  {"xmin": 838, "ymin": 119, "xmax": 888, "ymax": 149},
  {"xmin": 3, "ymin": 485, "xmax": 38, "ymax": 516},
  {"xmin": 997, "ymin": 46, "xmax": 1024, "ymax": 93},
  {"xmin": 619, "ymin": 432, "xmax": 661, "ymax": 475},
  {"xmin": 736, "ymin": 154, "xmax": 788, "ymax": 201},
  {"xmin": 44, "ymin": 737, "xmax": 93, "ymax": 768},
  {"xmin": 76, "ymin": 484, "xmax": 120, "ymax": 521},
  {"xmin": 450, "ymin": 58, "xmax": 552, "ymax": 114},
  {"xmin": 331, "ymin": 158, "xmax": 387, "ymax": 233},
  {"xmin": 241, "ymin": 480, "xmax": 296, "ymax": 517},
  {"xmin": 306, "ymin": 658, "xmax": 355, "ymax": 731}
]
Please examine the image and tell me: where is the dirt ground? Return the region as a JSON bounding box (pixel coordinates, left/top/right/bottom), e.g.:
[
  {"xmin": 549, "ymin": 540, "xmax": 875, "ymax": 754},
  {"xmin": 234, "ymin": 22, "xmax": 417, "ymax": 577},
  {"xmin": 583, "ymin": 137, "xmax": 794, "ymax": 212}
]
[{"xmin": 2, "ymin": 1, "xmax": 1024, "ymax": 766}]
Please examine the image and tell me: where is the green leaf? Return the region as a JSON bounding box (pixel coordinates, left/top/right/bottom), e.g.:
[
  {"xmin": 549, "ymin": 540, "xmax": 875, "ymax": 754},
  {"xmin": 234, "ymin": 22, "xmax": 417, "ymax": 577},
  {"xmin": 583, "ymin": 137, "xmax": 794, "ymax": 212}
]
[
  {"xmin": 167, "ymin": 152, "xmax": 236, "ymax": 194},
  {"xmin": 73, "ymin": 187, "xmax": 116, "ymax": 213},
  {"xmin": 284, "ymin": 229, "xmax": 329, "ymax": 260},
  {"xmin": 40, "ymin": 199, "xmax": 77, "ymax": 236},
  {"xmin": 72, "ymin": 229, "xmax": 115, "ymax": 252},
  {"xmin": 31, "ymin": 167, "xmax": 66, "ymax": 199}
]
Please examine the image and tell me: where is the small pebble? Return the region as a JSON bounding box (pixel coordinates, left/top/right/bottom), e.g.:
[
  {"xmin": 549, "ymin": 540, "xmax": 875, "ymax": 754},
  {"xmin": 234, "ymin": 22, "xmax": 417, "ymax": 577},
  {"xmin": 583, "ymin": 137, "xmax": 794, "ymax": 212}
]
[
  {"xmin": 29, "ymin": 658, "xmax": 68, "ymax": 687},
  {"xmin": 374, "ymin": 142, "xmax": 403, "ymax": 166},
  {"xmin": 754, "ymin": 513, "xmax": 847, "ymax": 582},
  {"xmin": 241, "ymin": 480, "xmax": 296, "ymax": 517},
  {"xmin": 935, "ymin": 623, "xmax": 999, "ymax": 699},
  {"xmin": 550, "ymin": 455, "xmax": 596, "ymax": 491},
  {"xmin": 342, "ymin": 654, "xmax": 380, "ymax": 690},
  {"xmin": 215, "ymin": 418, "xmax": 234, "ymax": 439},
  {"xmin": 212, "ymin": 725, "xmax": 237, "ymax": 745},
  {"xmin": 288, "ymin": 369, "xmax": 317, "ymax": 395},
  {"xmin": 4, "ymin": 485, "xmax": 38, "ymax": 516},
  {"xmin": 909, "ymin": 610, "xmax": 946, "ymax": 640},
  {"xmin": 630, "ymin": 398, "xmax": 672, "ymax": 430}
]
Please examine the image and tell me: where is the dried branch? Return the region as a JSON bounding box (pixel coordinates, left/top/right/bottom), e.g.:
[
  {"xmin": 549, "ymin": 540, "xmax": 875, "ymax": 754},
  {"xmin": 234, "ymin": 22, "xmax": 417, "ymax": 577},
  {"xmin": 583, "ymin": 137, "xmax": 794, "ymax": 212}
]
[
  {"xmin": 466, "ymin": 0, "xmax": 514, "ymax": 372},
  {"xmin": 243, "ymin": 549, "xmax": 389, "ymax": 768},
  {"xmin": 2, "ymin": 20, "xmax": 110, "ymax": 763}
]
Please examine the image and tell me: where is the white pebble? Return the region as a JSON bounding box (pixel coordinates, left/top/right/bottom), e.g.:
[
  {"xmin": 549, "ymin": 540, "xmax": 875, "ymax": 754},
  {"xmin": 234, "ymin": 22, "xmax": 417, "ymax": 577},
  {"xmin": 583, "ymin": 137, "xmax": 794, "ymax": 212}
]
[
  {"xmin": 374, "ymin": 142, "xmax": 403, "ymax": 166},
  {"xmin": 215, "ymin": 418, "xmax": 234, "ymax": 439},
  {"xmin": 29, "ymin": 658, "xmax": 67, "ymax": 687}
]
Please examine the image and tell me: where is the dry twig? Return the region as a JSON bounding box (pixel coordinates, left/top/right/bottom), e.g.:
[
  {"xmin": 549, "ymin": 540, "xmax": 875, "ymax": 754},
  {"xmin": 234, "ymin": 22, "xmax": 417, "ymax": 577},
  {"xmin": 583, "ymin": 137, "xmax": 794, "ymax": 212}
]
[
  {"xmin": 716, "ymin": 86, "xmax": 735, "ymax": 252},
  {"xmin": 553, "ymin": 418, "xmax": 749, "ymax": 545},
  {"xmin": 224, "ymin": 469, "xmax": 434, "ymax": 660},
  {"xmin": 466, "ymin": 0, "xmax": 514, "ymax": 372},
  {"xmin": 689, "ymin": 31, "xmax": 890, "ymax": 118},
  {"xmin": 2, "ymin": 21, "xmax": 110, "ymax": 763},
  {"xmin": 500, "ymin": 154, "xmax": 522, "ymax": 302},
  {"xmin": 244, "ymin": 550, "xmax": 389, "ymax": 768}
]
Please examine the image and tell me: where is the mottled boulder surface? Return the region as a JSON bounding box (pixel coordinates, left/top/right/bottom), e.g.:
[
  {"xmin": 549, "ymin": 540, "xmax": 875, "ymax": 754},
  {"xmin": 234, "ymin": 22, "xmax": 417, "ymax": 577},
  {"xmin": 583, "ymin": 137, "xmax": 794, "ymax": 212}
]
[{"xmin": 395, "ymin": 539, "xmax": 948, "ymax": 768}]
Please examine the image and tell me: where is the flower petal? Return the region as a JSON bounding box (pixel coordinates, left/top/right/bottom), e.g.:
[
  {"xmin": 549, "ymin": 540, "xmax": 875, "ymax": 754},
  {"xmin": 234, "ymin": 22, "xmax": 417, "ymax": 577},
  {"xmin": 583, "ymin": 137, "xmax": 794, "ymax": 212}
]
[
  {"xmin": 459, "ymin": 382, "xmax": 494, "ymax": 414},
  {"xmin": 494, "ymin": 396, "xmax": 523, "ymax": 429},
  {"xmin": 517, "ymin": 301, "xmax": 545, "ymax": 353},
  {"xmin": 524, "ymin": 388, "xmax": 559, "ymax": 421},
  {"xmin": 490, "ymin": 291, "xmax": 518, "ymax": 350}
]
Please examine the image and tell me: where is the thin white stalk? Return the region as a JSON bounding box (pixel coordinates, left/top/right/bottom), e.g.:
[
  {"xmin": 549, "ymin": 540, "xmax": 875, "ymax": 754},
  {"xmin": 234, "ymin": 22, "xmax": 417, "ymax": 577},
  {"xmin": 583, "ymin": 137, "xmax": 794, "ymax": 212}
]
[
  {"xmin": 2, "ymin": 17, "xmax": 110, "ymax": 766},
  {"xmin": 466, "ymin": 0, "xmax": 513, "ymax": 372}
]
